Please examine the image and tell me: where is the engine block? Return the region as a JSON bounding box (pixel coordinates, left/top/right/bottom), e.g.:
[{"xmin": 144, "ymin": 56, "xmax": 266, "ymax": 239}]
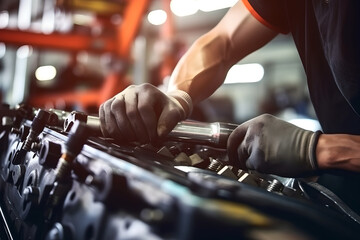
[{"xmin": 0, "ymin": 104, "xmax": 359, "ymax": 240}]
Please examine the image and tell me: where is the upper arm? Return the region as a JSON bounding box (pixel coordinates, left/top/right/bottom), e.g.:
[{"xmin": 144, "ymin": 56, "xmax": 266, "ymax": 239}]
[{"xmin": 213, "ymin": 0, "xmax": 279, "ymax": 66}]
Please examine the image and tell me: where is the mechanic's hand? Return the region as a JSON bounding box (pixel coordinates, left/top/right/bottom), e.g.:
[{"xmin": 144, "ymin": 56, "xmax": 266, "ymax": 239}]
[
  {"xmin": 227, "ymin": 114, "xmax": 321, "ymax": 177},
  {"xmin": 99, "ymin": 83, "xmax": 192, "ymax": 143}
]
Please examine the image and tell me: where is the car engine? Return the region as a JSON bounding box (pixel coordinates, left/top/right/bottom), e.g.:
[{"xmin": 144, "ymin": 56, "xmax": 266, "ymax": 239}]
[{"xmin": 1, "ymin": 104, "xmax": 360, "ymax": 240}]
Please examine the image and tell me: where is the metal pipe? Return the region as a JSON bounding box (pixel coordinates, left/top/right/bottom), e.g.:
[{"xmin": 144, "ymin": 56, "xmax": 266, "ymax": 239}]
[
  {"xmin": 167, "ymin": 120, "xmax": 238, "ymax": 148},
  {"xmin": 62, "ymin": 112, "xmax": 238, "ymax": 148}
]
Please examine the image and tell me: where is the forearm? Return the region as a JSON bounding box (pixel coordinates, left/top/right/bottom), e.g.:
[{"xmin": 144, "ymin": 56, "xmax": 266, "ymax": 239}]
[
  {"xmin": 316, "ymin": 134, "xmax": 360, "ymax": 172},
  {"xmin": 167, "ymin": 31, "xmax": 233, "ymax": 104},
  {"xmin": 167, "ymin": 0, "xmax": 278, "ymax": 104}
]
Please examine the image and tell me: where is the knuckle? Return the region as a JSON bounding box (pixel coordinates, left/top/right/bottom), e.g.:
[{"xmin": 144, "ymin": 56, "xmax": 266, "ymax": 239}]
[
  {"xmin": 123, "ymin": 85, "xmax": 135, "ymax": 94},
  {"xmin": 141, "ymin": 83, "xmax": 158, "ymax": 96},
  {"xmin": 126, "ymin": 85, "xmax": 135, "ymax": 90},
  {"xmin": 104, "ymin": 99, "xmax": 112, "ymax": 110},
  {"xmin": 141, "ymin": 82, "xmax": 153, "ymax": 89},
  {"xmin": 110, "ymin": 99, "xmax": 121, "ymax": 113},
  {"xmin": 258, "ymin": 113, "xmax": 273, "ymax": 122}
]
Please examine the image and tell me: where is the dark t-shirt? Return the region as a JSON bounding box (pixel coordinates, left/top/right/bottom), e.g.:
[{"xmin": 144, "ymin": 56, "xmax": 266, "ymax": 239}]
[{"xmin": 243, "ymin": 0, "xmax": 360, "ymax": 213}]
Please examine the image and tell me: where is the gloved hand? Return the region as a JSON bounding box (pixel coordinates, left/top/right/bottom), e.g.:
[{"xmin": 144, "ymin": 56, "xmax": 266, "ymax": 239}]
[
  {"xmin": 227, "ymin": 114, "xmax": 322, "ymax": 177},
  {"xmin": 99, "ymin": 83, "xmax": 193, "ymax": 143}
]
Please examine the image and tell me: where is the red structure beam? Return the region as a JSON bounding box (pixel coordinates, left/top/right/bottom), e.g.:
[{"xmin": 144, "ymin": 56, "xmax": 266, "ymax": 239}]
[
  {"xmin": 0, "ymin": 29, "xmax": 117, "ymax": 53},
  {"xmin": 116, "ymin": 0, "xmax": 150, "ymax": 58},
  {"xmin": 1, "ymin": 0, "xmax": 151, "ymax": 111}
]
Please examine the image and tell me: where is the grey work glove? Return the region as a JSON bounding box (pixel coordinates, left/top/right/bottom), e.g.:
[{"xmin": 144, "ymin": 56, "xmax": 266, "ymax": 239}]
[
  {"xmin": 99, "ymin": 83, "xmax": 192, "ymax": 143},
  {"xmin": 227, "ymin": 114, "xmax": 321, "ymax": 177}
]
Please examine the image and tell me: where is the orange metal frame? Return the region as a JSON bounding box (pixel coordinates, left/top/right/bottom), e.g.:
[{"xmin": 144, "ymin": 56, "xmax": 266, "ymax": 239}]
[
  {"xmin": 0, "ymin": 0, "xmax": 150, "ymax": 111},
  {"xmin": 0, "ymin": 28, "xmax": 117, "ymax": 53}
]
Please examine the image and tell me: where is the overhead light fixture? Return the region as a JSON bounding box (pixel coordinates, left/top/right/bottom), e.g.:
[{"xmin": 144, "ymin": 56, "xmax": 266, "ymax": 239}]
[
  {"xmin": 224, "ymin": 63, "xmax": 264, "ymax": 84},
  {"xmin": 169, "ymin": 0, "xmax": 236, "ymax": 17},
  {"xmin": 0, "ymin": 43, "xmax": 6, "ymax": 58},
  {"xmin": 18, "ymin": 0, "xmax": 31, "ymax": 30},
  {"xmin": 0, "ymin": 11, "xmax": 9, "ymax": 29},
  {"xmin": 42, "ymin": 0, "xmax": 55, "ymax": 34},
  {"xmin": 35, "ymin": 65, "xmax": 57, "ymax": 81},
  {"xmin": 170, "ymin": 0, "xmax": 198, "ymax": 17},
  {"xmin": 13, "ymin": 46, "xmax": 32, "ymax": 105},
  {"xmin": 147, "ymin": 9, "xmax": 167, "ymax": 25},
  {"xmin": 73, "ymin": 12, "xmax": 95, "ymax": 26},
  {"xmin": 16, "ymin": 45, "xmax": 33, "ymax": 59},
  {"xmin": 197, "ymin": 0, "xmax": 237, "ymax": 12}
]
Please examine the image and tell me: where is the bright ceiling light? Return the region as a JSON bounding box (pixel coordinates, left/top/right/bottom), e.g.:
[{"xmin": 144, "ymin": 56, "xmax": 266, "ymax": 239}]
[
  {"xmin": 147, "ymin": 10, "xmax": 167, "ymax": 25},
  {"xmin": 18, "ymin": 0, "xmax": 31, "ymax": 30},
  {"xmin": 41, "ymin": 0, "xmax": 55, "ymax": 34},
  {"xmin": 224, "ymin": 63, "xmax": 264, "ymax": 84},
  {"xmin": 0, "ymin": 11, "xmax": 9, "ymax": 28},
  {"xmin": 35, "ymin": 65, "xmax": 57, "ymax": 81},
  {"xmin": 170, "ymin": 0, "xmax": 198, "ymax": 17},
  {"xmin": 73, "ymin": 12, "xmax": 95, "ymax": 26},
  {"xmin": 197, "ymin": 0, "xmax": 238, "ymax": 12},
  {"xmin": 16, "ymin": 45, "xmax": 33, "ymax": 59},
  {"xmin": 0, "ymin": 43, "xmax": 6, "ymax": 58}
]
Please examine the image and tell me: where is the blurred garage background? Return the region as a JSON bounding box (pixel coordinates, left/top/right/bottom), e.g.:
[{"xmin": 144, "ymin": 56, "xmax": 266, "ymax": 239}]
[{"xmin": 0, "ymin": 0, "xmax": 320, "ymax": 129}]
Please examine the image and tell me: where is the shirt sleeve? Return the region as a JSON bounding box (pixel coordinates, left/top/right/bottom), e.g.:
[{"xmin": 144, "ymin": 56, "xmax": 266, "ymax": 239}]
[{"xmin": 242, "ymin": 0, "xmax": 290, "ymax": 34}]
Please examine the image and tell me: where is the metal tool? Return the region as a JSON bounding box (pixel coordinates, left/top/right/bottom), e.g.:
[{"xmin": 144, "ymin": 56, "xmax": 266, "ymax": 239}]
[
  {"xmin": 167, "ymin": 120, "xmax": 238, "ymax": 148},
  {"xmin": 63, "ymin": 111, "xmax": 100, "ymax": 134},
  {"xmin": 63, "ymin": 112, "xmax": 238, "ymax": 148}
]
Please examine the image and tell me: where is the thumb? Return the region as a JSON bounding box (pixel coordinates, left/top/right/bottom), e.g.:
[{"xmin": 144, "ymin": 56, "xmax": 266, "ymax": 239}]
[{"xmin": 157, "ymin": 103, "xmax": 184, "ymax": 138}]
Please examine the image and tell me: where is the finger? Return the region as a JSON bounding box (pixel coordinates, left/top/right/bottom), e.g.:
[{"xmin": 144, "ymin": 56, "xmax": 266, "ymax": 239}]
[
  {"xmin": 100, "ymin": 99, "xmax": 122, "ymax": 139},
  {"xmin": 245, "ymin": 138, "xmax": 265, "ymax": 172},
  {"xmin": 124, "ymin": 89, "xmax": 150, "ymax": 143},
  {"xmin": 138, "ymin": 92, "xmax": 158, "ymax": 142},
  {"xmin": 157, "ymin": 102, "xmax": 183, "ymax": 138},
  {"xmin": 227, "ymin": 123, "xmax": 250, "ymax": 170},
  {"xmin": 111, "ymin": 96, "xmax": 136, "ymax": 142},
  {"xmin": 99, "ymin": 103, "xmax": 109, "ymax": 137}
]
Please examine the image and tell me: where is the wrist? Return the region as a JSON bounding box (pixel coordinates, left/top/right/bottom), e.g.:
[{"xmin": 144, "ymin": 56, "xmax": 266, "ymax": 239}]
[
  {"xmin": 167, "ymin": 90, "xmax": 193, "ymax": 119},
  {"xmin": 316, "ymin": 134, "xmax": 360, "ymax": 172},
  {"xmin": 308, "ymin": 130, "xmax": 322, "ymax": 170},
  {"xmin": 316, "ymin": 134, "xmax": 331, "ymax": 170}
]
